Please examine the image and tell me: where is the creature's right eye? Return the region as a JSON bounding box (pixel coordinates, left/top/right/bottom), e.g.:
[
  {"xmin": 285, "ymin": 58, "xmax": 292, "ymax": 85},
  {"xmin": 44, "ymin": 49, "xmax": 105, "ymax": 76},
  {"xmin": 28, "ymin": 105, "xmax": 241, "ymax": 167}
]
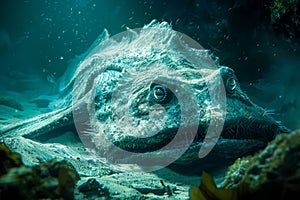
[
  {"xmin": 150, "ymin": 84, "xmax": 173, "ymax": 104},
  {"xmin": 226, "ymin": 78, "xmax": 236, "ymax": 93},
  {"xmin": 153, "ymin": 87, "xmax": 165, "ymax": 101},
  {"xmin": 220, "ymin": 66, "xmax": 237, "ymax": 94}
]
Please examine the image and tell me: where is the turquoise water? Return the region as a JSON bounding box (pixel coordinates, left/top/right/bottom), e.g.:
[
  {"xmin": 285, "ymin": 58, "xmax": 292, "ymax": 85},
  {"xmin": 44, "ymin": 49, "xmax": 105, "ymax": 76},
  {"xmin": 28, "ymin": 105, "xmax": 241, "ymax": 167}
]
[{"xmin": 0, "ymin": 1, "xmax": 299, "ymax": 199}]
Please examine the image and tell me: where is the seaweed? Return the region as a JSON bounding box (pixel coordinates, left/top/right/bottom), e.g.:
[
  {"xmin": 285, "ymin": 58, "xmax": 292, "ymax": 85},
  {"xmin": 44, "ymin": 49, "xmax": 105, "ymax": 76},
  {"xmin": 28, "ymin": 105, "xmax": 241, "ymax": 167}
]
[{"xmin": 189, "ymin": 171, "xmax": 252, "ymax": 200}]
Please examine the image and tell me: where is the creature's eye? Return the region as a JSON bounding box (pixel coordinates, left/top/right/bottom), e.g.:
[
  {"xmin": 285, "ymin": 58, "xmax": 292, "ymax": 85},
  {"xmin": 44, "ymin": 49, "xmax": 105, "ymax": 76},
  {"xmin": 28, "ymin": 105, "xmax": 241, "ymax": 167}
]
[
  {"xmin": 226, "ymin": 78, "xmax": 236, "ymax": 93},
  {"xmin": 150, "ymin": 84, "xmax": 173, "ymax": 104}
]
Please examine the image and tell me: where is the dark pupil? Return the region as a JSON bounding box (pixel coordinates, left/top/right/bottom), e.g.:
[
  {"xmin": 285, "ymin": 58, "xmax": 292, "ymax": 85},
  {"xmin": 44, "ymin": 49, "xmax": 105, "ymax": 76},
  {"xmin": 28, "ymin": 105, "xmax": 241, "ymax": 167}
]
[{"xmin": 154, "ymin": 88, "xmax": 165, "ymax": 100}]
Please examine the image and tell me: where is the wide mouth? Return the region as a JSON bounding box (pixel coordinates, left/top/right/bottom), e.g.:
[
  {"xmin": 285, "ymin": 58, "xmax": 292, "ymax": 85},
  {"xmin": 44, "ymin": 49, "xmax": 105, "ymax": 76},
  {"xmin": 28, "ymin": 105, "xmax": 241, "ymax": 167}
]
[
  {"xmin": 221, "ymin": 118, "xmax": 289, "ymax": 141},
  {"xmin": 28, "ymin": 115, "xmax": 289, "ymax": 164},
  {"xmin": 136, "ymin": 118, "xmax": 288, "ymax": 158}
]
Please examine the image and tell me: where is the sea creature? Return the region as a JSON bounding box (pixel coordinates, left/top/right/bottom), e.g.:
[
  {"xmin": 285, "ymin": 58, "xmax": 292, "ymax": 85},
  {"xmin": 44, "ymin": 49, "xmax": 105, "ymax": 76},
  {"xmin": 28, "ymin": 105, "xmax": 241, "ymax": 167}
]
[{"xmin": 0, "ymin": 21, "xmax": 288, "ymax": 174}]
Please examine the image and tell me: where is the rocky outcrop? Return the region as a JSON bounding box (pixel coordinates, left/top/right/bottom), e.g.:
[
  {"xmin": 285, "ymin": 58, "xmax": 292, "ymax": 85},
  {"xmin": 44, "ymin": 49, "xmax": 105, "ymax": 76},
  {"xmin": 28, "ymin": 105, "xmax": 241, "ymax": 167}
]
[
  {"xmin": 0, "ymin": 141, "xmax": 193, "ymax": 199},
  {"xmin": 0, "ymin": 143, "xmax": 80, "ymax": 200},
  {"xmin": 3, "ymin": 129, "xmax": 300, "ymax": 199},
  {"xmin": 222, "ymin": 129, "xmax": 300, "ymax": 199},
  {"xmin": 190, "ymin": 129, "xmax": 300, "ymax": 199}
]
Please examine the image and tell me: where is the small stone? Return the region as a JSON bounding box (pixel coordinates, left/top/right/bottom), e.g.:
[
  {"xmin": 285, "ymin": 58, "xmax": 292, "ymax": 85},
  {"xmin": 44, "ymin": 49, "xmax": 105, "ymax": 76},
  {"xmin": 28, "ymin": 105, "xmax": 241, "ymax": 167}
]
[{"xmin": 78, "ymin": 178, "xmax": 109, "ymax": 198}]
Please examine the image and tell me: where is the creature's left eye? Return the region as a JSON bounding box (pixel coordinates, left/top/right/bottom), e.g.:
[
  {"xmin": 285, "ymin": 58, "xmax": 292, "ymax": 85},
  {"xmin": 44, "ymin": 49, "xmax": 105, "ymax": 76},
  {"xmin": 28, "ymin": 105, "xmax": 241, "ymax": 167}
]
[
  {"xmin": 150, "ymin": 84, "xmax": 173, "ymax": 104},
  {"xmin": 227, "ymin": 78, "xmax": 236, "ymax": 93}
]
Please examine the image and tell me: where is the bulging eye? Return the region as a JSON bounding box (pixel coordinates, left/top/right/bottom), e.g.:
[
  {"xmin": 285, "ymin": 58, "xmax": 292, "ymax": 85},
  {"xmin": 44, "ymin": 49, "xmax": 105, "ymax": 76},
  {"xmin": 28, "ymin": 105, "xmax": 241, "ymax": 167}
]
[
  {"xmin": 150, "ymin": 84, "xmax": 172, "ymax": 104},
  {"xmin": 153, "ymin": 87, "xmax": 165, "ymax": 100},
  {"xmin": 227, "ymin": 78, "xmax": 236, "ymax": 93}
]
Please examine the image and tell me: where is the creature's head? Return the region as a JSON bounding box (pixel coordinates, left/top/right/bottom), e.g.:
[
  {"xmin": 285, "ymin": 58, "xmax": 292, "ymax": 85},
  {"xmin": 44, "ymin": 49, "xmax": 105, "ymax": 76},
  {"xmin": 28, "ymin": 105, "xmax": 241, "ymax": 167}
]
[{"xmin": 70, "ymin": 21, "xmax": 288, "ymax": 170}]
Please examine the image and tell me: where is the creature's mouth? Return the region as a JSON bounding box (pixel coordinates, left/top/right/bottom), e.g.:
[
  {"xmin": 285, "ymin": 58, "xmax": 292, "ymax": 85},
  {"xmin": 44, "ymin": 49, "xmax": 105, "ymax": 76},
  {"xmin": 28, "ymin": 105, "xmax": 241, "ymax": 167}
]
[
  {"xmin": 221, "ymin": 118, "xmax": 288, "ymax": 141},
  {"xmin": 30, "ymin": 116, "xmax": 288, "ymax": 164},
  {"xmin": 111, "ymin": 119, "xmax": 283, "ymax": 154},
  {"xmin": 137, "ymin": 118, "xmax": 288, "ymax": 157}
]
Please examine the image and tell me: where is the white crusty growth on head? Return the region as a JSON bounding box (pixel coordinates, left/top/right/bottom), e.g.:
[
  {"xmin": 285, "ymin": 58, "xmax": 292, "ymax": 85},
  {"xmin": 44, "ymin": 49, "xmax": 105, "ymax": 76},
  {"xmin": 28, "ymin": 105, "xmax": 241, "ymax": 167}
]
[
  {"xmin": 71, "ymin": 20, "xmax": 226, "ymax": 170},
  {"xmin": 70, "ymin": 20, "xmax": 219, "ymax": 103}
]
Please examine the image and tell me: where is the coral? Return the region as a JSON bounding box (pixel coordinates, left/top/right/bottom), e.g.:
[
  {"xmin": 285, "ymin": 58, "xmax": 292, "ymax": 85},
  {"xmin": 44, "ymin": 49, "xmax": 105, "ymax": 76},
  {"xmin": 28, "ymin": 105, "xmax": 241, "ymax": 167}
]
[
  {"xmin": 0, "ymin": 143, "xmax": 22, "ymax": 175},
  {"xmin": 190, "ymin": 129, "xmax": 300, "ymax": 199},
  {"xmin": 227, "ymin": 0, "xmax": 300, "ymax": 39},
  {"xmin": 223, "ymin": 129, "xmax": 300, "ymax": 198},
  {"xmin": 270, "ymin": 0, "xmax": 300, "ymax": 38},
  {"xmin": 0, "ymin": 143, "xmax": 80, "ymax": 200}
]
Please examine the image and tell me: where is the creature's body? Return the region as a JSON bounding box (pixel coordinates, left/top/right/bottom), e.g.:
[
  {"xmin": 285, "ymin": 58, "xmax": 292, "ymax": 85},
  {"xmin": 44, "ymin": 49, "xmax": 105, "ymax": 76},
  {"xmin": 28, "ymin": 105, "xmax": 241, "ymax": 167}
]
[{"xmin": 0, "ymin": 21, "xmax": 288, "ymax": 175}]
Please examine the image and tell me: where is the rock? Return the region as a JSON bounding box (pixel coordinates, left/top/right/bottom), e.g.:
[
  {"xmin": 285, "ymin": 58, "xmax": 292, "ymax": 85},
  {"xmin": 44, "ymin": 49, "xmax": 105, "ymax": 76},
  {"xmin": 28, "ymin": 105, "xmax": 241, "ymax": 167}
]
[
  {"xmin": 222, "ymin": 129, "xmax": 300, "ymax": 199},
  {"xmin": 77, "ymin": 178, "xmax": 109, "ymax": 199},
  {"xmin": 0, "ymin": 143, "xmax": 22, "ymax": 175},
  {"xmin": 190, "ymin": 130, "xmax": 300, "ymax": 199},
  {"xmin": 75, "ymin": 176, "xmax": 143, "ymax": 200},
  {"xmin": 6, "ymin": 129, "xmax": 300, "ymax": 199},
  {"xmin": 1, "ymin": 141, "xmax": 192, "ymax": 199},
  {"xmin": 96, "ymin": 169, "xmax": 191, "ymax": 199},
  {"xmin": 0, "ymin": 143, "xmax": 80, "ymax": 200}
]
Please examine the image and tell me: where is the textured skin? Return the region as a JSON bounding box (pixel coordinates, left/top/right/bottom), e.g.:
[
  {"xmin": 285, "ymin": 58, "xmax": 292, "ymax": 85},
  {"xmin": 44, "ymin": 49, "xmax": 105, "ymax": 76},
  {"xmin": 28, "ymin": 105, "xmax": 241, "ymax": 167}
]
[{"xmin": 0, "ymin": 21, "xmax": 288, "ymax": 169}]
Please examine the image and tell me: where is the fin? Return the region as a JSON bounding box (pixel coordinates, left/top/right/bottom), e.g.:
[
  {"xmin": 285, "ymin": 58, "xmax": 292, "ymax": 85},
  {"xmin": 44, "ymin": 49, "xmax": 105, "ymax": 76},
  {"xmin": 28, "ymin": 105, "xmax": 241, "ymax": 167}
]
[{"xmin": 0, "ymin": 107, "xmax": 73, "ymax": 139}]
